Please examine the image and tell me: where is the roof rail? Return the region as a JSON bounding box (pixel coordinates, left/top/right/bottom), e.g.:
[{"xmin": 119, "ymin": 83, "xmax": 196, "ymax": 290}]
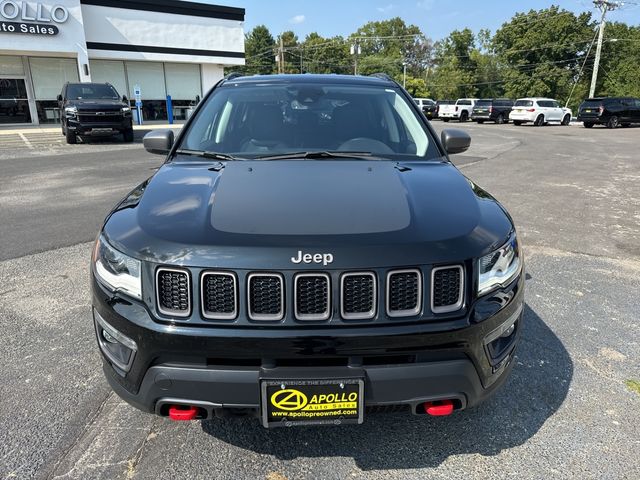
[
  {"xmin": 368, "ymin": 73, "xmax": 395, "ymax": 83},
  {"xmin": 224, "ymin": 72, "xmax": 244, "ymax": 82}
]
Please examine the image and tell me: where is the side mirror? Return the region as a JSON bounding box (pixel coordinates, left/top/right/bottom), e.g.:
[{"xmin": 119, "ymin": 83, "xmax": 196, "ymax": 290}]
[
  {"xmin": 441, "ymin": 129, "xmax": 471, "ymax": 155},
  {"xmin": 143, "ymin": 129, "xmax": 174, "ymax": 155},
  {"xmin": 122, "ymin": 95, "xmax": 128, "ymax": 103},
  {"xmin": 57, "ymin": 94, "xmax": 63, "ymax": 102}
]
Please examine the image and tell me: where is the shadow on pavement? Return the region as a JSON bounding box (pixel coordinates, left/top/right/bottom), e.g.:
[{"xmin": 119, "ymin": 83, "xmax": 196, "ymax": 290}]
[{"xmin": 201, "ymin": 303, "xmax": 572, "ymax": 470}]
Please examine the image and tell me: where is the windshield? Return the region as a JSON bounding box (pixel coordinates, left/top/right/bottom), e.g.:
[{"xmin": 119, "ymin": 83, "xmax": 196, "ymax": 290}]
[
  {"xmin": 180, "ymin": 82, "xmax": 439, "ymax": 160},
  {"xmin": 514, "ymin": 100, "xmax": 533, "ymax": 107},
  {"xmin": 67, "ymin": 84, "xmax": 119, "ymax": 100}
]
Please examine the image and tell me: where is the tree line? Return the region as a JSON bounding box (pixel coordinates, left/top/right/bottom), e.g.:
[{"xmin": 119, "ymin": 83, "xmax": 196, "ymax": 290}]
[{"xmin": 231, "ymin": 6, "xmax": 640, "ymax": 110}]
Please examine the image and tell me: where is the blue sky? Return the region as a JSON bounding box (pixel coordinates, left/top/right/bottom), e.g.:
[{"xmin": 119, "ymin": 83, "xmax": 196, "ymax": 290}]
[{"xmin": 206, "ymin": 0, "xmax": 640, "ymax": 40}]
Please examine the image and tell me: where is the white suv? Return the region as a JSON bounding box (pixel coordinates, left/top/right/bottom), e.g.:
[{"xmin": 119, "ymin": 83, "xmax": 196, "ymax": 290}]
[
  {"xmin": 510, "ymin": 98, "xmax": 572, "ymax": 126},
  {"xmin": 438, "ymin": 98, "xmax": 477, "ymax": 122}
]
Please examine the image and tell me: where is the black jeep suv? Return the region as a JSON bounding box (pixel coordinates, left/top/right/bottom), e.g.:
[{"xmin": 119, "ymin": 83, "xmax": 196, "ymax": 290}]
[
  {"xmin": 91, "ymin": 74, "xmax": 524, "ymax": 427},
  {"xmin": 471, "ymin": 98, "xmax": 514, "ymax": 124},
  {"xmin": 577, "ymin": 97, "xmax": 640, "ymax": 129},
  {"xmin": 58, "ymin": 82, "xmax": 133, "ymax": 144}
]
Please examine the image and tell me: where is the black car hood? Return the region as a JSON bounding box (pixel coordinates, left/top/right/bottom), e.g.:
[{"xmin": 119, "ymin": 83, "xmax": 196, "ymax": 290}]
[
  {"xmin": 104, "ymin": 158, "xmax": 513, "ymax": 268},
  {"xmin": 67, "ymin": 99, "xmax": 124, "ymax": 111}
]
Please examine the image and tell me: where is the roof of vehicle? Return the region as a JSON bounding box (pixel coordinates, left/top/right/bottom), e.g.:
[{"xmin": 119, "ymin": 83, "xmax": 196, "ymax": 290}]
[
  {"xmin": 456, "ymin": 98, "xmax": 479, "ymax": 101},
  {"xmin": 583, "ymin": 97, "xmax": 634, "ymax": 101},
  {"xmin": 477, "ymin": 98, "xmax": 514, "ymax": 101},
  {"xmin": 221, "ymin": 73, "xmax": 398, "ymax": 87},
  {"xmin": 65, "ymin": 82, "xmax": 113, "ymax": 86},
  {"xmin": 515, "ymin": 97, "xmax": 558, "ymax": 101}
]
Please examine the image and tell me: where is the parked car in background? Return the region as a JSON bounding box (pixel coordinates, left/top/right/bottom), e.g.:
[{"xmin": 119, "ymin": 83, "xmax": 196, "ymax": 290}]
[
  {"xmin": 471, "ymin": 98, "xmax": 514, "ymax": 124},
  {"xmin": 435, "ymin": 99, "xmax": 454, "ymax": 119},
  {"xmin": 58, "ymin": 82, "xmax": 133, "ymax": 144},
  {"xmin": 421, "ymin": 99, "xmax": 438, "ymax": 119},
  {"xmin": 439, "ymin": 98, "xmax": 478, "ymax": 122},
  {"xmin": 577, "ymin": 97, "xmax": 640, "ymax": 128},
  {"xmin": 510, "ymin": 98, "xmax": 572, "ymax": 127}
]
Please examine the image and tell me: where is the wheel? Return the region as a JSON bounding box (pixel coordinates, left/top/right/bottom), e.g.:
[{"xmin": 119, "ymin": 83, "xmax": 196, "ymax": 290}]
[
  {"xmin": 123, "ymin": 128, "xmax": 134, "ymax": 142},
  {"xmin": 534, "ymin": 114, "xmax": 544, "ymax": 127},
  {"xmin": 513, "ymin": 120, "xmax": 522, "ymax": 126},
  {"xmin": 65, "ymin": 129, "xmax": 77, "ymax": 144},
  {"xmin": 61, "ymin": 122, "xmax": 66, "ymax": 136},
  {"xmin": 583, "ymin": 122, "xmax": 594, "ymax": 128},
  {"xmin": 477, "ymin": 120, "xmax": 484, "ymax": 124},
  {"xmin": 442, "ymin": 119, "xmax": 450, "ymax": 123},
  {"xmin": 459, "ymin": 111, "xmax": 468, "ymax": 122},
  {"xmin": 496, "ymin": 114, "xmax": 505, "ymax": 125},
  {"xmin": 561, "ymin": 114, "xmax": 571, "ymax": 126},
  {"xmin": 607, "ymin": 116, "xmax": 619, "ymax": 129}
]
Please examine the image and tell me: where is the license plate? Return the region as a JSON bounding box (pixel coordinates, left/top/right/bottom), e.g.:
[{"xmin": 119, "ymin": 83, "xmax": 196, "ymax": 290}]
[
  {"xmin": 584, "ymin": 109, "xmax": 592, "ymax": 113},
  {"xmin": 261, "ymin": 378, "xmax": 364, "ymax": 427}
]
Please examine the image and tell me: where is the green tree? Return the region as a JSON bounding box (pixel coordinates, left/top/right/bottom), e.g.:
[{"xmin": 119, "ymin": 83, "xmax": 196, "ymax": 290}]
[
  {"xmin": 595, "ymin": 22, "xmax": 640, "ymax": 97},
  {"xmin": 238, "ymin": 25, "xmax": 276, "ymax": 75},
  {"xmin": 493, "ymin": 6, "xmax": 594, "ymax": 103},
  {"xmin": 301, "ymin": 33, "xmax": 351, "ymax": 74},
  {"xmin": 429, "ymin": 28, "xmax": 479, "ymax": 98},
  {"xmin": 278, "ymin": 31, "xmax": 300, "ymax": 73}
]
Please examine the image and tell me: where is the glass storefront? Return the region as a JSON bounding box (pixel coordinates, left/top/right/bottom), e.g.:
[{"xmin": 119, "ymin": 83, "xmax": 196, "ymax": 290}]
[
  {"xmin": 0, "ymin": 56, "xmax": 31, "ymax": 124},
  {"xmin": 29, "ymin": 57, "xmax": 80, "ymax": 124}
]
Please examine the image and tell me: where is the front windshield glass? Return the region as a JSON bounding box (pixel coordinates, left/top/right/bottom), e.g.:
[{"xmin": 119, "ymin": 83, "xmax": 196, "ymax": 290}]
[
  {"xmin": 67, "ymin": 84, "xmax": 119, "ymax": 100},
  {"xmin": 180, "ymin": 82, "xmax": 439, "ymax": 160}
]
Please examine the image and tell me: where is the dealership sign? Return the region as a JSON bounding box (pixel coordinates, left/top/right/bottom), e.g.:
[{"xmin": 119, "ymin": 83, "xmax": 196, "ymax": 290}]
[{"xmin": 0, "ymin": 1, "xmax": 68, "ymax": 36}]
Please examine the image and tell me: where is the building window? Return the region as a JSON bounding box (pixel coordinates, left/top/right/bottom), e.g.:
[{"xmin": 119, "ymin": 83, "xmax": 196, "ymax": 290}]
[
  {"xmin": 0, "ymin": 56, "xmax": 31, "ymax": 124},
  {"xmin": 29, "ymin": 57, "xmax": 79, "ymax": 124},
  {"xmin": 125, "ymin": 61, "xmax": 167, "ymax": 121},
  {"xmin": 89, "ymin": 60, "xmax": 128, "ymax": 100}
]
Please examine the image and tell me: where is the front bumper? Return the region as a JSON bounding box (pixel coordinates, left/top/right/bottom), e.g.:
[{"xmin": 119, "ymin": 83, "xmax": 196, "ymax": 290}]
[
  {"xmin": 67, "ymin": 116, "xmax": 132, "ymax": 135},
  {"xmin": 438, "ymin": 112, "xmax": 459, "ymax": 119},
  {"xmin": 91, "ymin": 273, "xmax": 524, "ymax": 420}
]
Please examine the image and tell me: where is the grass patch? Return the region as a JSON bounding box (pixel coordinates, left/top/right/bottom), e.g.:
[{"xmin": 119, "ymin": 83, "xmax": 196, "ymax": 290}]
[{"xmin": 625, "ymin": 380, "xmax": 640, "ymax": 396}]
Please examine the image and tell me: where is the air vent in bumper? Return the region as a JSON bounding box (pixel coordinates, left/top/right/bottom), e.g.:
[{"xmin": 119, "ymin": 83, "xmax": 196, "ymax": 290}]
[
  {"xmin": 431, "ymin": 265, "xmax": 464, "ymax": 313},
  {"xmin": 156, "ymin": 268, "xmax": 191, "ymax": 317}
]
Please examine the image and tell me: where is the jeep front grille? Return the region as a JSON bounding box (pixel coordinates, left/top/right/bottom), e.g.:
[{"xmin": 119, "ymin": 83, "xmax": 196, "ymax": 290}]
[
  {"xmin": 156, "ymin": 268, "xmax": 191, "ymax": 317},
  {"xmin": 294, "ymin": 273, "xmax": 330, "ymax": 321},
  {"xmin": 341, "ymin": 272, "xmax": 376, "ymax": 320},
  {"xmin": 386, "ymin": 269, "xmax": 422, "ymax": 317},
  {"xmin": 431, "ymin": 266, "xmax": 464, "ymax": 313},
  {"xmin": 247, "ymin": 273, "xmax": 284, "ymax": 321},
  {"xmin": 201, "ymin": 272, "xmax": 237, "ymax": 320}
]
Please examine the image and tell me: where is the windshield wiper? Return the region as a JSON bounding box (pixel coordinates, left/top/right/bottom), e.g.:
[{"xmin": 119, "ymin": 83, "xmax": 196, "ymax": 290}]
[
  {"xmin": 175, "ymin": 149, "xmax": 245, "ymax": 161},
  {"xmin": 254, "ymin": 151, "xmax": 383, "ymax": 161}
]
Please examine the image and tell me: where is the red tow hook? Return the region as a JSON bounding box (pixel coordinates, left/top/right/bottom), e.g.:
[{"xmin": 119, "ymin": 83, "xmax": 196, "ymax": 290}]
[
  {"xmin": 168, "ymin": 405, "xmax": 199, "ymax": 421},
  {"xmin": 423, "ymin": 400, "xmax": 454, "ymax": 416}
]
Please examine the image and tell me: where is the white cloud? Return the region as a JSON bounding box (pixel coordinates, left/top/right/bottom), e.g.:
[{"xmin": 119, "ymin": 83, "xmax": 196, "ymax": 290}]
[
  {"xmin": 289, "ymin": 14, "xmax": 305, "ymax": 24},
  {"xmin": 417, "ymin": 0, "xmax": 434, "ymax": 10},
  {"xmin": 377, "ymin": 4, "xmax": 394, "ymax": 13}
]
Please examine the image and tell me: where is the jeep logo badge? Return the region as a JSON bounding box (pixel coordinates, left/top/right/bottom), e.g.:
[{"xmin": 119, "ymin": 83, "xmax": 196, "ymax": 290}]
[{"xmin": 291, "ymin": 250, "xmax": 334, "ymax": 266}]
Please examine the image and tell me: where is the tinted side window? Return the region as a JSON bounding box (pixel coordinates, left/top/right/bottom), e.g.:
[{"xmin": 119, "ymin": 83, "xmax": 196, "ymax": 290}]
[{"xmin": 457, "ymin": 100, "xmax": 471, "ymax": 105}]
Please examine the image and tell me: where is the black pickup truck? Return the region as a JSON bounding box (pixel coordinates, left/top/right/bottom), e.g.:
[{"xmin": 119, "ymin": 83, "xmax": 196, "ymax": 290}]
[
  {"xmin": 91, "ymin": 73, "xmax": 524, "ymax": 428},
  {"xmin": 58, "ymin": 82, "xmax": 133, "ymax": 144}
]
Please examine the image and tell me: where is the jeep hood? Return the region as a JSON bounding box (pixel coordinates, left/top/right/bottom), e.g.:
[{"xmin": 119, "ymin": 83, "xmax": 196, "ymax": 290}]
[{"xmin": 104, "ymin": 159, "xmax": 513, "ymax": 268}]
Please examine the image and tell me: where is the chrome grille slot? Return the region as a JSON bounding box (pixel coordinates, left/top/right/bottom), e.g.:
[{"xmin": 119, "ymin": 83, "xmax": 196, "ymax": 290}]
[
  {"xmin": 247, "ymin": 273, "xmax": 284, "ymax": 321},
  {"xmin": 201, "ymin": 272, "xmax": 237, "ymax": 320},
  {"xmin": 386, "ymin": 269, "xmax": 422, "ymax": 317},
  {"xmin": 431, "ymin": 265, "xmax": 464, "ymax": 313},
  {"xmin": 294, "ymin": 273, "xmax": 330, "ymax": 321},
  {"xmin": 156, "ymin": 268, "xmax": 191, "ymax": 317},
  {"xmin": 341, "ymin": 272, "xmax": 376, "ymax": 320}
]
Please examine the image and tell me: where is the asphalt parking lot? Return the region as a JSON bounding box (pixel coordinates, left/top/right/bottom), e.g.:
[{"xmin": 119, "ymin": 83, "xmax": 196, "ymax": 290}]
[{"xmin": 1, "ymin": 121, "xmax": 638, "ymax": 479}]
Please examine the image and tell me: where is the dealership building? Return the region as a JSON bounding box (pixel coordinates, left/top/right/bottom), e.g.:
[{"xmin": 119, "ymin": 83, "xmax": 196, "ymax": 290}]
[{"xmin": 0, "ymin": 0, "xmax": 245, "ymax": 125}]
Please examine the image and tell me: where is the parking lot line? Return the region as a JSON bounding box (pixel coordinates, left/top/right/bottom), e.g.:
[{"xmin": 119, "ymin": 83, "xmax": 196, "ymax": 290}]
[{"xmin": 18, "ymin": 133, "xmax": 34, "ymax": 150}]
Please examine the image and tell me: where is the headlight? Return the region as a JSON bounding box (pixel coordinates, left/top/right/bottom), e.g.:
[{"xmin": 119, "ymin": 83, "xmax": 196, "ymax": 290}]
[
  {"xmin": 121, "ymin": 106, "xmax": 131, "ymax": 113},
  {"xmin": 64, "ymin": 106, "xmax": 77, "ymax": 117},
  {"xmin": 93, "ymin": 236, "xmax": 142, "ymax": 299},
  {"xmin": 477, "ymin": 233, "xmax": 521, "ymax": 295}
]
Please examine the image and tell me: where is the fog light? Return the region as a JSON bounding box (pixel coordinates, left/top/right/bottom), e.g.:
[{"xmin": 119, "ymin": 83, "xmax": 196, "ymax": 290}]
[
  {"xmin": 93, "ymin": 309, "xmax": 137, "ymax": 374},
  {"xmin": 501, "ymin": 323, "xmax": 516, "ymax": 338}
]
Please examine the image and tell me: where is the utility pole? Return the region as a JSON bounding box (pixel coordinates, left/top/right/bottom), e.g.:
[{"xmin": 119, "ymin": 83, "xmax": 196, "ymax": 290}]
[
  {"xmin": 589, "ymin": 0, "xmax": 620, "ymax": 98},
  {"xmin": 350, "ymin": 40, "xmax": 360, "ymax": 75},
  {"xmin": 276, "ymin": 36, "xmax": 284, "ymax": 74},
  {"xmin": 402, "ymin": 62, "xmax": 407, "ymax": 89}
]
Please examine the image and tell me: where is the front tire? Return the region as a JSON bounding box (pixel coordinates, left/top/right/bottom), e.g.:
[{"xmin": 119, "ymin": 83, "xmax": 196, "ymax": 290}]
[
  {"xmin": 123, "ymin": 128, "xmax": 134, "ymax": 142},
  {"xmin": 65, "ymin": 129, "xmax": 77, "ymax": 144},
  {"xmin": 442, "ymin": 119, "xmax": 450, "ymax": 123},
  {"xmin": 459, "ymin": 111, "xmax": 468, "ymax": 123},
  {"xmin": 534, "ymin": 114, "xmax": 544, "ymax": 127},
  {"xmin": 477, "ymin": 120, "xmax": 484, "ymax": 124},
  {"xmin": 561, "ymin": 114, "xmax": 571, "ymax": 126},
  {"xmin": 607, "ymin": 116, "xmax": 619, "ymax": 129},
  {"xmin": 583, "ymin": 122, "xmax": 594, "ymax": 128},
  {"xmin": 496, "ymin": 114, "xmax": 505, "ymax": 125}
]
